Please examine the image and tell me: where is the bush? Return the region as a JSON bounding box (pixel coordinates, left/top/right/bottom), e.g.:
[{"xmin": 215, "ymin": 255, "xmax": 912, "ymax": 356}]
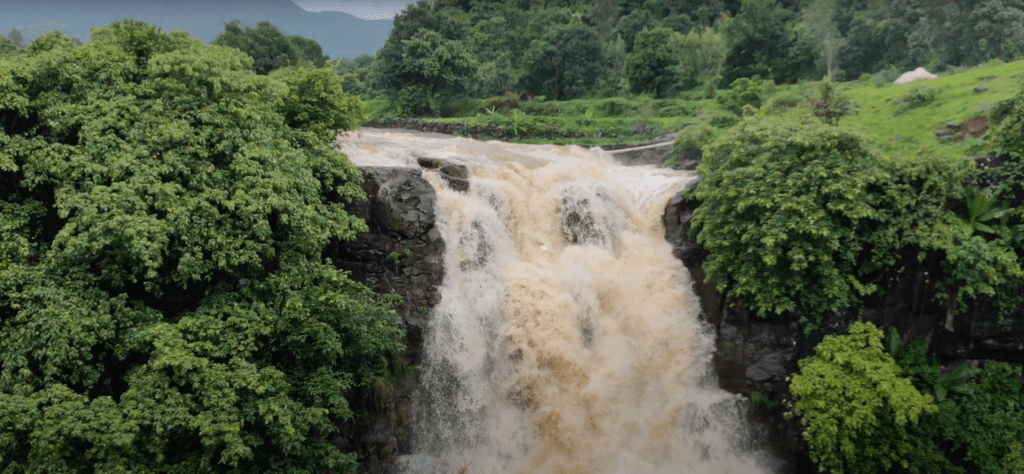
[
  {"xmin": 715, "ymin": 77, "xmax": 765, "ymax": 115},
  {"xmin": 810, "ymin": 79, "xmax": 857, "ymax": 126},
  {"xmin": 664, "ymin": 124, "xmax": 717, "ymax": 167},
  {"xmin": 874, "ymin": 66, "xmax": 902, "ymax": 87},
  {"xmin": 690, "ymin": 116, "xmax": 969, "ymax": 328},
  {"xmin": 520, "ymin": 100, "xmax": 562, "ymax": 116},
  {"xmin": 760, "ymin": 90, "xmax": 803, "ymax": 114},
  {"xmin": 704, "ymin": 110, "xmax": 739, "ymax": 128},
  {"xmin": 476, "ymin": 91, "xmax": 521, "ymax": 114},
  {"xmin": 887, "ymin": 332, "xmax": 1024, "ymax": 474},
  {"xmin": 593, "ymin": 97, "xmax": 635, "ymax": 117},
  {"xmin": 437, "ymin": 96, "xmax": 481, "ymax": 117},
  {"xmin": 896, "ymin": 87, "xmax": 939, "ymax": 113},
  {"xmin": 790, "ymin": 322, "xmax": 937, "ymax": 474}
]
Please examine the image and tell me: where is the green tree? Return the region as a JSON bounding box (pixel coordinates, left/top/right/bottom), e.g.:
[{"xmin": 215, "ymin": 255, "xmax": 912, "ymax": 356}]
[
  {"xmin": 211, "ymin": 20, "xmax": 327, "ymax": 75},
  {"xmin": 672, "ymin": 26, "xmax": 727, "ymax": 98},
  {"xmin": 623, "ymin": 27, "xmax": 680, "ymax": 97},
  {"xmin": 7, "ymin": 28, "xmax": 23, "ymax": 48},
  {"xmin": 371, "ymin": 0, "xmax": 475, "ymax": 115},
  {"xmin": 722, "ymin": 0, "xmax": 796, "ymax": 82},
  {"xmin": 614, "ymin": 8, "xmax": 657, "ymax": 52},
  {"xmin": 790, "ymin": 321, "xmax": 937, "ymax": 474},
  {"xmin": 288, "ymin": 34, "xmax": 330, "ymax": 68},
  {"xmin": 810, "ymin": 78, "xmax": 856, "ymax": 126},
  {"xmin": 0, "ymin": 36, "xmax": 17, "ymax": 56},
  {"xmin": 802, "ymin": 0, "xmax": 844, "ymax": 81},
  {"xmin": 0, "ymin": 21, "xmax": 401, "ymax": 472},
  {"xmin": 520, "ymin": 24, "xmax": 604, "ymax": 100}
]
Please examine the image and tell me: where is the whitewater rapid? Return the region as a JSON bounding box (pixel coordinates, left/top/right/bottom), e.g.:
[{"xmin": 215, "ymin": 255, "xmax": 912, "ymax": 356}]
[{"xmin": 336, "ymin": 129, "xmax": 772, "ymax": 474}]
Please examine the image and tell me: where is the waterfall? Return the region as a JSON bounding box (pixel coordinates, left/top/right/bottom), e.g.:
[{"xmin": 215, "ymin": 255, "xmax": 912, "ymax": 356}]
[{"xmin": 337, "ymin": 129, "xmax": 773, "ymax": 474}]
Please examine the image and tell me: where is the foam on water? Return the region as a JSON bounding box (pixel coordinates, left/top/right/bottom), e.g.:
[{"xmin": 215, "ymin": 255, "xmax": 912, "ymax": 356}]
[{"xmin": 336, "ymin": 129, "xmax": 774, "ymax": 474}]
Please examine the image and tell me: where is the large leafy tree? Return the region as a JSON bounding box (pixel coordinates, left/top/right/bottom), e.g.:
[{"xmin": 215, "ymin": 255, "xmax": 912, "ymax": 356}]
[
  {"xmin": 690, "ymin": 116, "xmax": 971, "ymax": 327},
  {"xmin": 211, "ymin": 20, "xmax": 329, "ymax": 75},
  {"xmin": 722, "ymin": 0, "xmax": 799, "ymax": 82},
  {"xmin": 623, "ymin": 26, "xmax": 680, "ymax": 97},
  {"xmin": 519, "ymin": 23, "xmax": 603, "ymax": 100},
  {"xmin": 371, "ymin": 0, "xmax": 475, "ymax": 115},
  {"xmin": 0, "ymin": 20, "xmax": 401, "ymax": 472}
]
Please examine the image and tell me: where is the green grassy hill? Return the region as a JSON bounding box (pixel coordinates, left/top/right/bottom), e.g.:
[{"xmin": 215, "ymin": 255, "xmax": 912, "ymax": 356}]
[
  {"xmin": 368, "ymin": 59, "xmax": 1024, "ymax": 157},
  {"xmin": 843, "ymin": 59, "xmax": 1024, "ymax": 160}
]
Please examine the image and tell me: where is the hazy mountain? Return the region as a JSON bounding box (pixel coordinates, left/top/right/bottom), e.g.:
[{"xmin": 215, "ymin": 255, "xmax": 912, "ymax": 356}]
[{"xmin": 0, "ymin": 0, "xmax": 393, "ymax": 58}]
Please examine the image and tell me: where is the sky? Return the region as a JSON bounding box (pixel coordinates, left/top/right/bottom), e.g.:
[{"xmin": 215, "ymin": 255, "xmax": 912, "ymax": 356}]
[{"xmin": 290, "ymin": 0, "xmax": 415, "ymax": 20}]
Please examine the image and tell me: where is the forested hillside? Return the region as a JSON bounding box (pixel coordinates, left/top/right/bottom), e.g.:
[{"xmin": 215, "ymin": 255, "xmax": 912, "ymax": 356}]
[{"xmin": 330, "ymin": 0, "xmax": 1024, "ymax": 116}]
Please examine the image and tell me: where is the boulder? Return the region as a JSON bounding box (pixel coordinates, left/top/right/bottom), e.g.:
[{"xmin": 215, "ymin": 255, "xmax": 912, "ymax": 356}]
[
  {"xmin": 975, "ymin": 86, "xmax": 989, "ymax": 93},
  {"xmin": 893, "ymin": 67, "xmax": 938, "ymax": 85}
]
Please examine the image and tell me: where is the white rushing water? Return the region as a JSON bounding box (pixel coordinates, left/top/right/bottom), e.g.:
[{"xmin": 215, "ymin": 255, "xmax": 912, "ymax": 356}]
[{"xmin": 336, "ymin": 129, "xmax": 774, "ymax": 474}]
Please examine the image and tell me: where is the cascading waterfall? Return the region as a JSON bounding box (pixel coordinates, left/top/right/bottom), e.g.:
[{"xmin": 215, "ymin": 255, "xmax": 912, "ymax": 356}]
[{"xmin": 337, "ymin": 129, "xmax": 774, "ymax": 474}]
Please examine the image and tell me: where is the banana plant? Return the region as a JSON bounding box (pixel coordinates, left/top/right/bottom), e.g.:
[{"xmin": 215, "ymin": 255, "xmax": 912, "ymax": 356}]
[
  {"xmin": 962, "ymin": 186, "xmax": 1011, "ymax": 235},
  {"xmin": 509, "ymin": 108, "xmax": 529, "ymax": 137},
  {"xmin": 932, "ymin": 363, "xmax": 982, "ymax": 401}
]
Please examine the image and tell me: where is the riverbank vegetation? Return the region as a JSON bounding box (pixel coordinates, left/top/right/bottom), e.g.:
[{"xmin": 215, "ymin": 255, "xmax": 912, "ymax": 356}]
[{"xmin": 0, "ymin": 21, "xmax": 402, "ymax": 472}]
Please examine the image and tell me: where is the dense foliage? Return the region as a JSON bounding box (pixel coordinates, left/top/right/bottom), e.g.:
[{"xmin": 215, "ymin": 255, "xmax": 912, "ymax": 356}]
[
  {"xmin": 689, "ymin": 116, "xmax": 974, "ymax": 327},
  {"xmin": 888, "ymin": 330, "xmax": 1024, "ymax": 474},
  {"xmin": 790, "ymin": 322, "xmax": 937, "ymax": 474},
  {"xmin": 0, "ymin": 21, "xmax": 402, "ymax": 472},
  {"xmin": 212, "ymin": 20, "xmax": 330, "ymax": 75},
  {"xmin": 334, "ymin": 0, "xmax": 1024, "ymax": 116},
  {"xmin": 792, "ymin": 322, "xmax": 1024, "ymax": 474}
]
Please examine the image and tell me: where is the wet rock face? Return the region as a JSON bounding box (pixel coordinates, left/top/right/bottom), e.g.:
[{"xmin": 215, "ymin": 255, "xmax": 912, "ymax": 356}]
[
  {"xmin": 332, "ymin": 166, "xmax": 445, "ymax": 366},
  {"xmin": 328, "ymin": 166, "xmax": 446, "ymax": 472}
]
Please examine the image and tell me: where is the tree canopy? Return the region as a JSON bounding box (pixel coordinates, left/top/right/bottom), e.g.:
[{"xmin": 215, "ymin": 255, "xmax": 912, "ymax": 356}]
[
  {"xmin": 0, "ymin": 20, "xmax": 401, "ymax": 472},
  {"xmin": 211, "ymin": 20, "xmax": 329, "ymax": 75}
]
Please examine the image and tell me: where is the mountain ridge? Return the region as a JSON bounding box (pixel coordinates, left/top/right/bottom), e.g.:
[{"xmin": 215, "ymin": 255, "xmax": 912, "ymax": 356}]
[{"xmin": 0, "ymin": 0, "xmax": 393, "ymax": 58}]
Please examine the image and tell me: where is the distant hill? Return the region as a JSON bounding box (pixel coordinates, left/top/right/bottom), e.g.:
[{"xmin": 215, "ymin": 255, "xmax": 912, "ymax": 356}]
[{"xmin": 0, "ymin": 0, "xmax": 393, "ymax": 58}]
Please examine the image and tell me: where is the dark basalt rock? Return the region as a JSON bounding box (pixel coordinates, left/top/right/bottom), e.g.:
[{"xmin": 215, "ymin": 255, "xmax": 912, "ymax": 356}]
[
  {"xmin": 416, "ymin": 156, "xmax": 443, "ymax": 169},
  {"xmin": 439, "ymin": 163, "xmax": 469, "ymax": 179},
  {"xmin": 328, "ymin": 166, "xmax": 446, "ymax": 471},
  {"xmin": 442, "ymin": 175, "xmax": 470, "ymax": 193}
]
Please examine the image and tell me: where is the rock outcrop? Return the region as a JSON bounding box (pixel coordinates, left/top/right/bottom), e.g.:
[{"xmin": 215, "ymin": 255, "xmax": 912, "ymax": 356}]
[{"xmin": 328, "ymin": 166, "xmax": 446, "ymax": 471}]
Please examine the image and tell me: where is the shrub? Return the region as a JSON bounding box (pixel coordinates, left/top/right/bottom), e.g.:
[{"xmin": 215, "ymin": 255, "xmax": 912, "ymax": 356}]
[
  {"xmin": 690, "ymin": 116, "xmax": 969, "ymax": 328},
  {"xmin": 476, "ymin": 91, "xmax": 521, "ymax": 114},
  {"xmin": 810, "ymin": 79, "xmax": 857, "ymax": 126},
  {"xmin": 705, "ymin": 111, "xmax": 739, "ymax": 128},
  {"xmin": 789, "ymin": 322, "xmax": 937, "ymax": 474},
  {"xmin": 888, "ymin": 332, "xmax": 1024, "ymax": 474},
  {"xmin": 760, "ymin": 91, "xmax": 803, "ymax": 114},
  {"xmin": 896, "ymin": 87, "xmax": 939, "ymax": 113},
  {"xmin": 715, "ymin": 77, "xmax": 765, "ymax": 115},
  {"xmin": 593, "ymin": 97, "xmax": 635, "ymax": 117},
  {"xmin": 665, "ymin": 124, "xmax": 717, "ymax": 167},
  {"xmin": 874, "ymin": 66, "xmax": 902, "ymax": 87}
]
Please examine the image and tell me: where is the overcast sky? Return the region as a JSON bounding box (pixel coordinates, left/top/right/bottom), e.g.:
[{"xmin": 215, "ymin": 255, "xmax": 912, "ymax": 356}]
[{"xmin": 290, "ymin": 1, "xmax": 415, "ymax": 20}]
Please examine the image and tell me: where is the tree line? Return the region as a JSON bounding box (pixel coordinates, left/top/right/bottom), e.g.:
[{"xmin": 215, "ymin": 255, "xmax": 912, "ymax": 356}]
[{"xmin": 329, "ymin": 0, "xmax": 1024, "ymax": 115}]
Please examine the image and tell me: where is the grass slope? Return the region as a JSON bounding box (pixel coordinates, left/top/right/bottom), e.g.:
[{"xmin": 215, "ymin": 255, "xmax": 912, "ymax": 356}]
[
  {"xmin": 843, "ymin": 59, "xmax": 1024, "ymax": 160},
  {"xmin": 365, "ymin": 59, "xmax": 1024, "ymax": 154}
]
